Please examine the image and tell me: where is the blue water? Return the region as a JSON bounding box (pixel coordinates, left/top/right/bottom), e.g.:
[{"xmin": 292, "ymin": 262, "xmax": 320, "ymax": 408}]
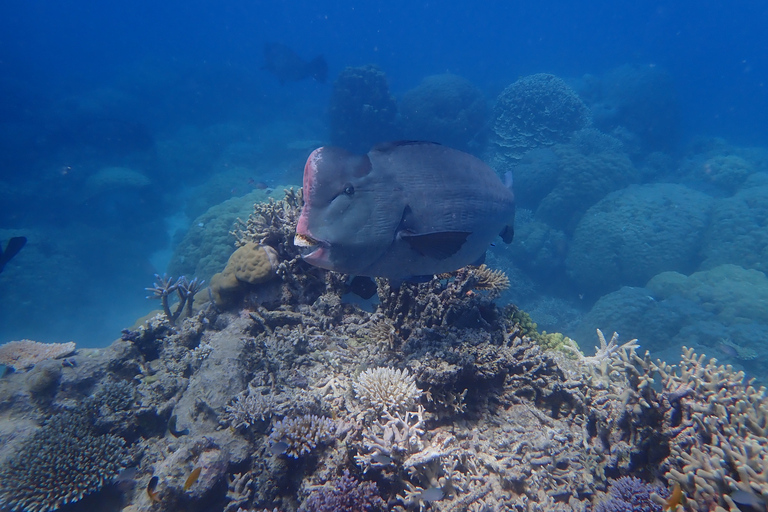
[{"xmin": 1, "ymin": 0, "xmax": 767, "ymax": 361}]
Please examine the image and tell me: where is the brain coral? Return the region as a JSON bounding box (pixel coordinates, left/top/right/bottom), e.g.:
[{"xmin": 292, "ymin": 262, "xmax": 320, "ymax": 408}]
[
  {"xmin": 700, "ymin": 184, "xmax": 768, "ymax": 273},
  {"xmin": 399, "ymin": 73, "xmax": 487, "ymax": 152},
  {"xmin": 487, "ymin": 73, "xmax": 590, "ymax": 168},
  {"xmin": 566, "ymin": 183, "xmax": 714, "ymax": 296},
  {"xmin": 0, "ymin": 411, "xmax": 128, "ymax": 512},
  {"xmin": 229, "ymin": 242, "xmax": 279, "ymax": 284}
]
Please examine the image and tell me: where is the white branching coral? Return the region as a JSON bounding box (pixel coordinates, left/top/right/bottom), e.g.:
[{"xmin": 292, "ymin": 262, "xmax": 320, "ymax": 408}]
[
  {"xmin": 581, "ymin": 329, "xmax": 639, "ymax": 366},
  {"xmin": 354, "ymin": 367, "xmax": 422, "ymax": 412},
  {"xmin": 222, "ymin": 388, "xmax": 275, "ymax": 430}
]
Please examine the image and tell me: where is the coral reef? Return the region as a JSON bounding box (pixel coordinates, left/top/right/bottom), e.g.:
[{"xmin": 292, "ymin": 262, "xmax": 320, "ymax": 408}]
[
  {"xmin": 399, "ymin": 73, "xmax": 488, "ymax": 152},
  {"xmin": 298, "ymin": 470, "xmax": 385, "ymax": 512},
  {"xmin": 208, "ymin": 243, "xmax": 279, "ymax": 308},
  {"xmin": 328, "ymin": 65, "xmax": 398, "ymax": 153},
  {"xmin": 487, "ymin": 73, "xmax": 590, "ymax": 168},
  {"xmin": 592, "ymin": 476, "xmax": 668, "ymax": 512},
  {"xmin": 0, "ymin": 339, "xmax": 76, "ymax": 371},
  {"xmin": 168, "ymin": 188, "xmax": 284, "ymax": 282},
  {"xmin": 0, "ymin": 408, "xmax": 129, "ymax": 512},
  {"xmin": 566, "ymin": 183, "xmax": 714, "ymax": 296},
  {"xmin": 5, "ymin": 180, "xmax": 766, "ymax": 512},
  {"xmin": 700, "ymin": 184, "xmax": 768, "ymax": 273},
  {"xmin": 268, "ymin": 414, "xmax": 338, "ymax": 458}
]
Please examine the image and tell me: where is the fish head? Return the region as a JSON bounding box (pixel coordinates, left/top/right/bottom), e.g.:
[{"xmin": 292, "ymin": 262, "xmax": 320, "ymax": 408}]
[{"xmin": 295, "ymin": 147, "xmax": 399, "ymax": 274}]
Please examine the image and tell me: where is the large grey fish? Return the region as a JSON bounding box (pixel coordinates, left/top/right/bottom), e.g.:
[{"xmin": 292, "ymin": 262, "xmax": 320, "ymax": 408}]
[
  {"xmin": 263, "ymin": 43, "xmax": 327, "ymax": 84},
  {"xmin": 295, "ymin": 141, "xmax": 514, "ymax": 279}
]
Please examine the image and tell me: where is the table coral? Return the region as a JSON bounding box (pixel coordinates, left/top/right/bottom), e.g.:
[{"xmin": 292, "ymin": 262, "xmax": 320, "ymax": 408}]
[{"xmin": 0, "ymin": 339, "xmax": 76, "ymax": 371}]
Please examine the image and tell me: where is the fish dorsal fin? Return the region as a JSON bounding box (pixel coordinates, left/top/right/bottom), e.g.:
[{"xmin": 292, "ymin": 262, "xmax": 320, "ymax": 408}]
[
  {"xmin": 401, "ymin": 231, "xmax": 471, "ymax": 260},
  {"xmin": 371, "ymin": 140, "xmax": 442, "ymax": 153},
  {"xmin": 500, "ymin": 225, "xmax": 514, "ymax": 244}
]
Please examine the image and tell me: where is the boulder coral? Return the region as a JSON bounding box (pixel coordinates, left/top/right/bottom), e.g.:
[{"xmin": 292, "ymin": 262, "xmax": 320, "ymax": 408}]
[
  {"xmin": 536, "ymin": 130, "xmax": 639, "ymax": 232},
  {"xmin": 399, "ymin": 73, "xmax": 487, "ymax": 152},
  {"xmin": 486, "ymin": 73, "xmax": 590, "ymax": 169},
  {"xmin": 700, "ymin": 184, "xmax": 768, "ymax": 273},
  {"xmin": 209, "ymin": 243, "xmax": 279, "ymax": 307},
  {"xmin": 329, "ymin": 65, "xmax": 398, "ymax": 153},
  {"xmin": 567, "ymin": 183, "xmax": 714, "ymax": 296}
]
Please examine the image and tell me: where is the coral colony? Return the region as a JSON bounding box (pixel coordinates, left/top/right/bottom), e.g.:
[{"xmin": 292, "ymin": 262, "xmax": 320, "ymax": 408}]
[{"xmin": 1, "ymin": 70, "xmax": 767, "ymax": 512}]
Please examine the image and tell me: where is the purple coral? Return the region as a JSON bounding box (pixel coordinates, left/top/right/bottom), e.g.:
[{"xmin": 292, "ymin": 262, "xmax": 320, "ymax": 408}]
[
  {"xmin": 593, "ymin": 476, "xmax": 668, "ymax": 512},
  {"xmin": 298, "ymin": 470, "xmax": 385, "ymax": 512}
]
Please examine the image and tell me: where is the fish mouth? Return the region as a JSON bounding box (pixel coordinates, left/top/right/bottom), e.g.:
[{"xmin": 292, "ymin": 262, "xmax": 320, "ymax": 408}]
[{"xmin": 294, "ymin": 232, "xmax": 329, "ymax": 260}]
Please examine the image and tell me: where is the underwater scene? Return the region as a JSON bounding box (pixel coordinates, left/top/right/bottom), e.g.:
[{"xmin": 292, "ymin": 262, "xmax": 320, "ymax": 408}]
[{"xmin": 1, "ymin": 1, "xmax": 768, "ymax": 511}]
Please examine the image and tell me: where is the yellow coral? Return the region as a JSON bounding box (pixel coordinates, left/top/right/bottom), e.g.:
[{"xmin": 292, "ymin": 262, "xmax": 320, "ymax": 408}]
[{"xmin": 229, "ymin": 243, "xmax": 279, "ymax": 285}]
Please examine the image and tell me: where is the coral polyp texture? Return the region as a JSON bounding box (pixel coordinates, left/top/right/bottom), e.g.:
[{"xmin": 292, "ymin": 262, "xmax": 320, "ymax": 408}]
[{"xmin": 353, "ymin": 367, "xmax": 422, "ymax": 413}]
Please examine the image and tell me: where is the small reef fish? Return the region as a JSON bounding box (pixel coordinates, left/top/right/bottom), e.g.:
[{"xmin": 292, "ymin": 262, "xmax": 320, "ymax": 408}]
[
  {"xmin": 263, "ymin": 42, "xmax": 327, "ymax": 84},
  {"xmin": 295, "ymin": 141, "xmax": 515, "ymax": 280},
  {"xmin": 664, "ymin": 482, "xmax": 683, "ymax": 511},
  {"xmin": 0, "ymin": 237, "xmax": 26, "ymax": 274},
  {"xmin": 730, "ymin": 489, "xmax": 767, "ymax": 511},
  {"xmin": 168, "ymin": 415, "xmax": 189, "ymax": 437},
  {"xmin": 147, "ymin": 476, "xmax": 161, "ymax": 503},
  {"xmin": 183, "ymin": 467, "xmax": 201, "ymax": 491},
  {"xmin": 268, "ymin": 440, "xmax": 290, "ymax": 456},
  {"xmin": 419, "ymin": 486, "xmax": 445, "ymax": 503}
]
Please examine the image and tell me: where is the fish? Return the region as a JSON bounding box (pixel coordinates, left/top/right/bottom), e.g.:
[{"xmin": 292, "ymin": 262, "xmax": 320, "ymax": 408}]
[
  {"xmin": 183, "ymin": 467, "xmax": 201, "ymax": 491},
  {"xmin": 168, "ymin": 415, "xmax": 189, "ymax": 437},
  {"xmin": 664, "ymin": 482, "xmax": 683, "ymax": 511},
  {"xmin": 0, "ymin": 237, "xmax": 26, "ymax": 274},
  {"xmin": 419, "ymin": 486, "xmax": 445, "ymax": 502},
  {"xmin": 263, "ymin": 43, "xmax": 327, "ymax": 84},
  {"xmin": 295, "ymin": 141, "xmax": 515, "ymax": 280},
  {"xmin": 269, "ymin": 440, "xmax": 290, "ymax": 456},
  {"xmin": 147, "ymin": 476, "xmax": 161, "ymax": 502}
]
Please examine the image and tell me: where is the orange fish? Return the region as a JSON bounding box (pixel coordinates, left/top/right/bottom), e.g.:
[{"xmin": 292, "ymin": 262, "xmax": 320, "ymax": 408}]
[
  {"xmin": 183, "ymin": 467, "xmax": 202, "ymax": 491},
  {"xmin": 664, "ymin": 482, "xmax": 683, "ymax": 511}
]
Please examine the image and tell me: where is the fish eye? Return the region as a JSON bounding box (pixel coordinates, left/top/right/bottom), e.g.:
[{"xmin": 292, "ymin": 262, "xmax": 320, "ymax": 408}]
[{"xmin": 344, "ymin": 184, "xmax": 355, "ymax": 195}]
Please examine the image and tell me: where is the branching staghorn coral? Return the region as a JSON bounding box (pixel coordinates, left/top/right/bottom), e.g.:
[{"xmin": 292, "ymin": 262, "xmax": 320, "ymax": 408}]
[
  {"xmin": 268, "ymin": 414, "xmax": 338, "ymax": 458},
  {"xmin": 145, "ymin": 273, "xmax": 204, "ymax": 325},
  {"xmin": 231, "ymin": 188, "xmax": 303, "ymax": 256}
]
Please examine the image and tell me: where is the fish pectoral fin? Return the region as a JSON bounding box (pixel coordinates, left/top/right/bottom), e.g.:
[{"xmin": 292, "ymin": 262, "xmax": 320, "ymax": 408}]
[{"xmin": 400, "ymin": 231, "xmax": 471, "ymax": 260}]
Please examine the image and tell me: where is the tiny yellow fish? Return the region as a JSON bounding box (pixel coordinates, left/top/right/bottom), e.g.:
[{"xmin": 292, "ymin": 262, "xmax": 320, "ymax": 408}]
[
  {"xmin": 183, "ymin": 467, "xmax": 202, "ymax": 491},
  {"xmin": 664, "ymin": 482, "xmax": 683, "ymax": 511}
]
